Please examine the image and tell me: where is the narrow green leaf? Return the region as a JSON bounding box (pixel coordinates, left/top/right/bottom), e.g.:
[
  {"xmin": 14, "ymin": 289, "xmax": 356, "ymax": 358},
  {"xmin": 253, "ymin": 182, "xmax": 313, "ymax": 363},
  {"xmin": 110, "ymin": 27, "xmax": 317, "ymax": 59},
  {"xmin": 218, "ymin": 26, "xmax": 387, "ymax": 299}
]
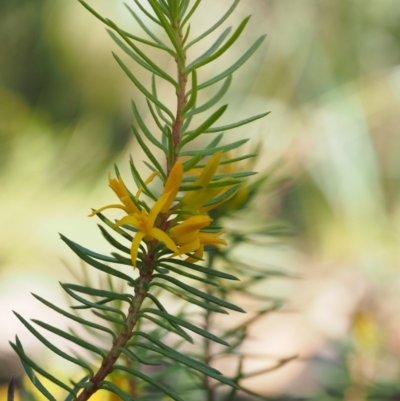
[
  {"xmin": 181, "ymin": 69, "xmax": 197, "ymax": 116},
  {"xmin": 179, "ymin": 138, "xmax": 249, "ymax": 157},
  {"xmin": 130, "ymin": 331, "xmax": 211, "ymax": 370},
  {"xmin": 198, "ymin": 153, "xmax": 257, "ymax": 168},
  {"xmin": 181, "ymin": 23, "xmax": 191, "ymax": 46},
  {"xmin": 77, "ymin": 0, "xmax": 167, "ymax": 51},
  {"xmin": 64, "ymin": 375, "xmax": 91, "ymax": 401},
  {"xmin": 147, "ymin": 0, "xmax": 185, "ymax": 66},
  {"xmin": 61, "ymin": 283, "xmax": 127, "ymax": 319},
  {"xmin": 107, "ymin": 22, "xmax": 178, "ymax": 88},
  {"xmin": 187, "ymin": 75, "xmax": 232, "ymax": 116},
  {"xmin": 151, "ymin": 282, "xmax": 228, "ymax": 314},
  {"xmin": 111, "ymin": 252, "xmax": 134, "ymax": 266},
  {"xmin": 131, "ymin": 100, "xmax": 166, "ymax": 152},
  {"xmin": 31, "ymin": 320, "xmax": 106, "ymax": 358},
  {"xmin": 198, "ymin": 35, "xmax": 266, "ymax": 91},
  {"xmin": 156, "ymin": 262, "xmax": 219, "ymax": 286},
  {"xmin": 203, "ymin": 184, "xmax": 241, "ymax": 207},
  {"xmin": 64, "ymin": 283, "xmax": 133, "ymax": 303},
  {"xmin": 113, "ymin": 53, "xmax": 174, "ymax": 120},
  {"xmin": 92, "ymin": 310, "xmax": 128, "ymax": 328},
  {"xmin": 125, "ymin": 3, "xmax": 169, "ymax": 49},
  {"xmin": 188, "ymin": 16, "xmax": 251, "ymax": 72},
  {"xmin": 160, "ymin": 258, "xmax": 239, "ymax": 280},
  {"xmin": 187, "ymin": 26, "xmax": 231, "ymax": 71},
  {"xmin": 14, "ymin": 312, "xmax": 94, "ymax": 375},
  {"xmin": 181, "ymin": 0, "xmax": 201, "ymax": 27},
  {"xmin": 206, "ymin": 179, "xmax": 241, "ymax": 188},
  {"xmin": 152, "ymin": 274, "xmax": 244, "ymax": 312},
  {"xmin": 206, "ymin": 111, "xmax": 270, "ymax": 133},
  {"xmin": 181, "ymin": 153, "xmax": 202, "ymax": 172},
  {"xmin": 62, "ymin": 238, "xmax": 126, "ymax": 265},
  {"xmin": 129, "ymin": 155, "xmax": 158, "ymax": 201},
  {"xmin": 185, "ymin": 0, "xmax": 240, "ymax": 48},
  {"xmin": 118, "ymin": 347, "xmax": 162, "ymax": 366},
  {"xmin": 100, "ymin": 381, "xmax": 139, "ymax": 401},
  {"xmin": 60, "ymin": 234, "xmax": 136, "ymax": 285},
  {"xmin": 10, "ymin": 338, "xmax": 75, "ymax": 397},
  {"xmin": 140, "ymin": 313, "xmax": 193, "ymax": 342},
  {"xmin": 98, "ymin": 225, "xmax": 130, "ymax": 254},
  {"xmin": 132, "ymin": 341, "xmax": 240, "ymax": 389},
  {"xmin": 32, "ymin": 293, "xmax": 116, "ymax": 340},
  {"xmin": 139, "ymin": 308, "xmax": 230, "ymax": 345},
  {"xmin": 114, "ymin": 365, "xmax": 184, "ymax": 401},
  {"xmin": 94, "ymin": 211, "xmax": 133, "ymax": 241},
  {"xmin": 146, "ymin": 293, "xmax": 193, "ymax": 343},
  {"xmin": 151, "ymin": 75, "xmax": 172, "ymax": 126},
  {"xmin": 178, "ymin": 105, "xmax": 228, "ymax": 149},
  {"xmin": 146, "ymin": 99, "xmax": 164, "ymax": 132},
  {"xmin": 133, "ymin": 0, "xmax": 160, "ymax": 25},
  {"xmin": 130, "ymin": 124, "xmax": 166, "ymax": 179}
]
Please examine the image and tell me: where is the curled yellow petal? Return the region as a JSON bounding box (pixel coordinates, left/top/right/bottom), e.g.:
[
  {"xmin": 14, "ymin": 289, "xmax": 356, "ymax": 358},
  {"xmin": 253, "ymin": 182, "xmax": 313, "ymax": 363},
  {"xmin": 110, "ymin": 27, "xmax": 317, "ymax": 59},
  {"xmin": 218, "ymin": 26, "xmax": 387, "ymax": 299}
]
[
  {"xmin": 149, "ymin": 227, "xmax": 180, "ymax": 255},
  {"xmin": 88, "ymin": 204, "xmax": 128, "ymax": 217},
  {"xmin": 169, "ymin": 215, "xmax": 211, "ymax": 238},
  {"xmin": 160, "ymin": 161, "xmax": 183, "ymax": 213},
  {"xmin": 130, "ymin": 232, "xmax": 146, "ymax": 268},
  {"xmin": 135, "ymin": 171, "xmax": 159, "ymax": 200}
]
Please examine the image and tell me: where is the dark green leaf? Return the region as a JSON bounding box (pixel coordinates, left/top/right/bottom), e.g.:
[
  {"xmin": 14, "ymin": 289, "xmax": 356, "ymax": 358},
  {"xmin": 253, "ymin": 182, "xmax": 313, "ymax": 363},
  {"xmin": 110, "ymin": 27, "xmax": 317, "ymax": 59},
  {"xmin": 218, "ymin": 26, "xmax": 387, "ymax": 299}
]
[
  {"xmin": 131, "ymin": 123, "xmax": 166, "ymax": 180},
  {"xmin": 99, "ymin": 381, "xmax": 139, "ymax": 401},
  {"xmin": 60, "ymin": 234, "xmax": 136, "ymax": 285},
  {"xmin": 198, "ymin": 35, "xmax": 266, "ymax": 91},
  {"xmin": 178, "ymin": 105, "xmax": 228, "ymax": 148},
  {"xmin": 98, "ymin": 225, "xmax": 130, "ymax": 254},
  {"xmin": 10, "ymin": 338, "xmax": 75, "ymax": 397},
  {"xmin": 187, "ymin": 26, "xmax": 231, "ymax": 71},
  {"xmin": 181, "ymin": 69, "xmax": 198, "ymax": 116},
  {"xmin": 152, "ymin": 274, "xmax": 244, "ymax": 312},
  {"xmin": 32, "ymin": 293, "xmax": 116, "ymax": 339},
  {"xmin": 187, "ymin": 75, "xmax": 232, "ymax": 116},
  {"xmin": 113, "ymin": 53, "xmax": 174, "ymax": 120},
  {"xmin": 160, "ymin": 258, "xmax": 239, "ymax": 280},
  {"xmin": 184, "ymin": 0, "xmax": 240, "ymax": 47},
  {"xmin": 205, "ymin": 112, "xmax": 270, "ymax": 133},
  {"xmin": 188, "ymin": 16, "xmax": 251, "ymax": 71},
  {"xmin": 131, "ymin": 100, "xmax": 166, "ymax": 152},
  {"xmin": 115, "ymin": 365, "xmax": 184, "ymax": 401},
  {"xmin": 14, "ymin": 312, "xmax": 94, "ymax": 375},
  {"xmin": 151, "ymin": 282, "xmax": 228, "ymax": 314},
  {"xmin": 145, "ymin": 293, "xmax": 193, "ymax": 342},
  {"xmin": 31, "ymin": 319, "xmax": 106, "ymax": 358},
  {"xmin": 62, "ymin": 284, "xmax": 127, "ymax": 319},
  {"xmin": 139, "ymin": 308, "xmax": 229, "ymax": 345},
  {"xmin": 179, "ymin": 138, "xmax": 249, "ymax": 156}
]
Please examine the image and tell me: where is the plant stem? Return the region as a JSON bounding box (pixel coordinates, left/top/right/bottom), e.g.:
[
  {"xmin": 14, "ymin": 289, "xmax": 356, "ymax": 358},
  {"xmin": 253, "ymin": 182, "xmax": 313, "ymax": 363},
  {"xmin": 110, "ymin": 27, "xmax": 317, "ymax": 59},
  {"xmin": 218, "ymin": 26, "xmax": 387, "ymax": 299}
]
[
  {"xmin": 75, "ymin": 267, "xmax": 153, "ymax": 401},
  {"xmin": 170, "ymin": 15, "xmax": 187, "ymax": 169}
]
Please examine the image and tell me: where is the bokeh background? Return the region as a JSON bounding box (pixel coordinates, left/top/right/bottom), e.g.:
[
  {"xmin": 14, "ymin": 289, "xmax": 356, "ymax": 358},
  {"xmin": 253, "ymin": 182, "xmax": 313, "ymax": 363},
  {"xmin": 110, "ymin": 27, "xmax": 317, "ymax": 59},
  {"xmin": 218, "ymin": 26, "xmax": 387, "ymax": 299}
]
[{"xmin": 1, "ymin": 0, "xmax": 400, "ymax": 399}]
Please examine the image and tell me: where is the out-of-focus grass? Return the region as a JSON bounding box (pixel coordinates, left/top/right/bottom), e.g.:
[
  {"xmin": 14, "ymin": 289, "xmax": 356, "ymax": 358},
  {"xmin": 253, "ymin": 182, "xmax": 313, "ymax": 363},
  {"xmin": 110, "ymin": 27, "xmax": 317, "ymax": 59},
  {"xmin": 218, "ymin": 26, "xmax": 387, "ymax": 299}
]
[{"xmin": 1, "ymin": 0, "xmax": 400, "ymax": 398}]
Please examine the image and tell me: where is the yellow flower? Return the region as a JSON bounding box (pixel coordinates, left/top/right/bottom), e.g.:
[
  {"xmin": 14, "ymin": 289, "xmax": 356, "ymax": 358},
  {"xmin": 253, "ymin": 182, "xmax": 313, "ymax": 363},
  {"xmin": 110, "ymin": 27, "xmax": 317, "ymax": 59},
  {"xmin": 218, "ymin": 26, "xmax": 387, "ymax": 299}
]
[
  {"xmin": 91, "ymin": 162, "xmax": 184, "ymax": 267},
  {"xmin": 169, "ymin": 216, "xmax": 227, "ymax": 261}
]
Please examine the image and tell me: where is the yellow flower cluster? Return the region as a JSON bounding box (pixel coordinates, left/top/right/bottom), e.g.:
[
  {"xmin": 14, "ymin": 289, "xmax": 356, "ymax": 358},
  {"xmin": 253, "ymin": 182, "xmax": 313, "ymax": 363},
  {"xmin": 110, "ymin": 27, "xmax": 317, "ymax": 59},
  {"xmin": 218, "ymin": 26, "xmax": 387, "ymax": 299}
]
[{"xmin": 90, "ymin": 152, "xmax": 230, "ymax": 267}]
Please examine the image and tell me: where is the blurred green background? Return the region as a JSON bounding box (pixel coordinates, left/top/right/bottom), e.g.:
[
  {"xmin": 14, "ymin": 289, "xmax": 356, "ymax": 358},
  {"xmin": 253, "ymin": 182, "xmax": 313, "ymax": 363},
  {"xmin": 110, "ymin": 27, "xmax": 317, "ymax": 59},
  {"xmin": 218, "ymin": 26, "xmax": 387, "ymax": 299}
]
[{"xmin": 1, "ymin": 0, "xmax": 400, "ymax": 399}]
